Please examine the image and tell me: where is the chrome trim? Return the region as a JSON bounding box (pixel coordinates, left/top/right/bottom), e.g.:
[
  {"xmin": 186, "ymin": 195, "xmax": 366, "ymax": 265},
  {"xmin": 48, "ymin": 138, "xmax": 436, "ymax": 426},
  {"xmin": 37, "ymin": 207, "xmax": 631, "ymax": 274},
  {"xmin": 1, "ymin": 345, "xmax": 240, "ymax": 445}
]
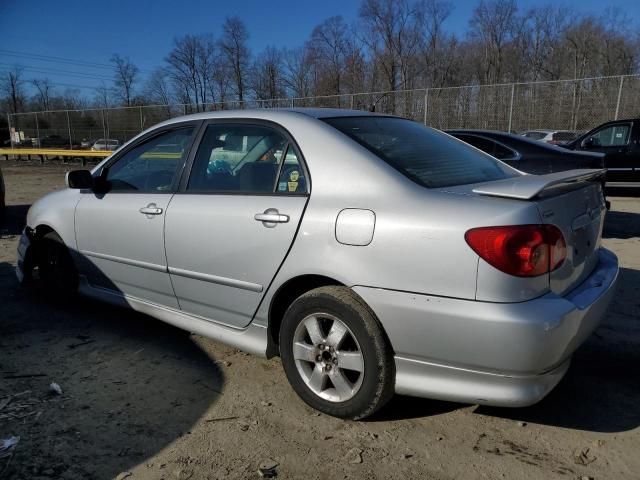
[
  {"xmin": 168, "ymin": 266, "xmax": 263, "ymax": 293},
  {"xmin": 80, "ymin": 250, "xmax": 167, "ymax": 273}
]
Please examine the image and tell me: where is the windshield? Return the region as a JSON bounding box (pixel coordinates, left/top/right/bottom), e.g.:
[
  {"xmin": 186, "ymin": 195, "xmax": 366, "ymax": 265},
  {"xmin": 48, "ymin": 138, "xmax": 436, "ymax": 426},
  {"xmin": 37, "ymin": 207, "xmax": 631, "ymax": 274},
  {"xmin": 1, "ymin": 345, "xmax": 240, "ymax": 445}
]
[{"xmin": 323, "ymin": 116, "xmax": 515, "ymax": 188}]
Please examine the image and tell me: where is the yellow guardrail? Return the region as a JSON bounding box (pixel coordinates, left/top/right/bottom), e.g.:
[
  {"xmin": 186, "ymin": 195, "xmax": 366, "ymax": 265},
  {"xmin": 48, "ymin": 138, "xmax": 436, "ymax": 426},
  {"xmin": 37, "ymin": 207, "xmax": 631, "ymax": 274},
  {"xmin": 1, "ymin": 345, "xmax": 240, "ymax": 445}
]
[{"xmin": 0, "ymin": 148, "xmax": 113, "ymax": 158}]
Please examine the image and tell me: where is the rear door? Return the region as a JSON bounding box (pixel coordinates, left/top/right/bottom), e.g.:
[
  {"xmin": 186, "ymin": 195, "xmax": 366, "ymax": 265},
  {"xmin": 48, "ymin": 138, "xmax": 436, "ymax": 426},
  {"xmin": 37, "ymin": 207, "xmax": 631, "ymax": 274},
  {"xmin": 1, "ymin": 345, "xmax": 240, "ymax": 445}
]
[{"xmin": 164, "ymin": 121, "xmax": 309, "ymax": 328}]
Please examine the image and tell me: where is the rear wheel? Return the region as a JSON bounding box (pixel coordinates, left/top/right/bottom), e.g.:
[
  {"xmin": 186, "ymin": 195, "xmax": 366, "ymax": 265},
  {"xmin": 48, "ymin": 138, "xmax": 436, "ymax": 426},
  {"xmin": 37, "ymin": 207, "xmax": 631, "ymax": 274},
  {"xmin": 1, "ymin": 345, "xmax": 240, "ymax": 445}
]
[
  {"xmin": 279, "ymin": 286, "xmax": 395, "ymax": 420},
  {"xmin": 36, "ymin": 231, "xmax": 78, "ymax": 299}
]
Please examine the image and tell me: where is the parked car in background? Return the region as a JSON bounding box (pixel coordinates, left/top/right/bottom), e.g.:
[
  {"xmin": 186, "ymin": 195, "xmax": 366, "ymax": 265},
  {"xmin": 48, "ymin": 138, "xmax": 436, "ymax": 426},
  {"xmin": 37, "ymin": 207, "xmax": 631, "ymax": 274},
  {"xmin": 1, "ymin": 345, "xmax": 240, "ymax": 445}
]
[
  {"xmin": 80, "ymin": 138, "xmax": 94, "ymax": 149},
  {"xmin": 561, "ymin": 119, "xmax": 640, "ymax": 186},
  {"xmin": 91, "ymin": 139, "xmax": 120, "ymax": 151},
  {"xmin": 17, "ymin": 109, "xmax": 618, "ymax": 420},
  {"xmin": 447, "ymin": 129, "xmax": 604, "ymax": 175},
  {"xmin": 520, "ymin": 130, "xmax": 579, "ymax": 145},
  {"xmin": 40, "ymin": 135, "xmax": 71, "ymax": 148},
  {"xmin": 0, "ymin": 165, "xmax": 5, "ymax": 224}
]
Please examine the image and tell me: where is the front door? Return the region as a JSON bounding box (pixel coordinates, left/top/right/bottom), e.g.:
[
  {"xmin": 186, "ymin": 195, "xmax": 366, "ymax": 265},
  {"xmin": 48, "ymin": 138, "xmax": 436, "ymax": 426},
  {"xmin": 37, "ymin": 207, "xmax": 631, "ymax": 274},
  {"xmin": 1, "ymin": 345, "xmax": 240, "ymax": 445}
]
[
  {"xmin": 577, "ymin": 121, "xmax": 635, "ymax": 183},
  {"xmin": 164, "ymin": 122, "xmax": 309, "ymax": 328},
  {"xmin": 75, "ymin": 125, "xmax": 197, "ymax": 308}
]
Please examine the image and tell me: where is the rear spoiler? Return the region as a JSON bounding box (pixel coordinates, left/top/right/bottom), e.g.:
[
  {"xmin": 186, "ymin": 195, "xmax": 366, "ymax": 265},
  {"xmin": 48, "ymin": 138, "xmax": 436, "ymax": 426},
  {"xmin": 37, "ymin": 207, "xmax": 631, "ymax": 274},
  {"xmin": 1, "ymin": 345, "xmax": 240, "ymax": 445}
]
[{"xmin": 472, "ymin": 169, "xmax": 606, "ymax": 200}]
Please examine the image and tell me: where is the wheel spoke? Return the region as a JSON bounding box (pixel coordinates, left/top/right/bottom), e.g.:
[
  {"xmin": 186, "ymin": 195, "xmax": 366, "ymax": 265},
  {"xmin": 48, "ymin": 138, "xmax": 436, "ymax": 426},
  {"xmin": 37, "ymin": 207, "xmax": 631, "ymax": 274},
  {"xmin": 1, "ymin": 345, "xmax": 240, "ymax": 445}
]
[
  {"xmin": 336, "ymin": 351, "xmax": 364, "ymax": 372},
  {"xmin": 304, "ymin": 316, "xmax": 324, "ymax": 345},
  {"xmin": 326, "ymin": 320, "xmax": 348, "ymax": 348},
  {"xmin": 330, "ymin": 370, "xmax": 354, "ymax": 399},
  {"xmin": 308, "ymin": 365, "xmax": 327, "ymax": 392},
  {"xmin": 292, "ymin": 341, "xmax": 316, "ymax": 363}
]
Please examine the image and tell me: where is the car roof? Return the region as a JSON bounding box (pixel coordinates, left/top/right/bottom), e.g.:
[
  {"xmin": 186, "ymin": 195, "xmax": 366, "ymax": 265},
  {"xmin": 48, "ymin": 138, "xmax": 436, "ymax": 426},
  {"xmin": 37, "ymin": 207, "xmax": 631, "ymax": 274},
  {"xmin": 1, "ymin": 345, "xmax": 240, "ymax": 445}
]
[{"xmin": 157, "ymin": 107, "xmax": 388, "ymax": 128}]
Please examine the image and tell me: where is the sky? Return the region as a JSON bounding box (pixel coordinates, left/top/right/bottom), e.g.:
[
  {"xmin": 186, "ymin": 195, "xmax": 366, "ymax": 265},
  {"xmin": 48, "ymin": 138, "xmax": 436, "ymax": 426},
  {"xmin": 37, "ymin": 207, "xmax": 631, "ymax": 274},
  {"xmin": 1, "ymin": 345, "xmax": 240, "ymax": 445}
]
[{"xmin": 1, "ymin": 0, "xmax": 638, "ymax": 97}]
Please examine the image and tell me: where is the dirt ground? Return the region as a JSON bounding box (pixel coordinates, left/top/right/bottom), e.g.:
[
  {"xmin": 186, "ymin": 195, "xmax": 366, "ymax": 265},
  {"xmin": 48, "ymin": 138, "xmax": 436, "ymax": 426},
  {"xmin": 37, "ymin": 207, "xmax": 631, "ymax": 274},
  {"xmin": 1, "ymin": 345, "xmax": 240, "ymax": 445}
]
[{"xmin": 0, "ymin": 160, "xmax": 638, "ymax": 480}]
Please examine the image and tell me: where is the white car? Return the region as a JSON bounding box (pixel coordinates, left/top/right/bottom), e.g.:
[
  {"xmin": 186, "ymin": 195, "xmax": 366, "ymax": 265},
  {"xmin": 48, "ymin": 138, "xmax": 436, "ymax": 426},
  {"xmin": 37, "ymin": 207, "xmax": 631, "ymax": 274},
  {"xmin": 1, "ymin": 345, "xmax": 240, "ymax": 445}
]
[{"xmin": 91, "ymin": 139, "xmax": 120, "ymax": 151}]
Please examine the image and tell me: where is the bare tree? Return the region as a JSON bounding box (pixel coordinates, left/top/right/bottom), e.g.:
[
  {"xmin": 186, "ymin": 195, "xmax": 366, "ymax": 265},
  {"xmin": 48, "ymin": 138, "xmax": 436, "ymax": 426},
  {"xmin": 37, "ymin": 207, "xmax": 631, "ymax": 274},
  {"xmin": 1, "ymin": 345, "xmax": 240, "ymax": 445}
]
[
  {"xmin": 283, "ymin": 46, "xmax": 315, "ymax": 100},
  {"xmin": 32, "ymin": 78, "xmax": 54, "ymax": 111},
  {"xmin": 219, "ymin": 16, "xmax": 251, "ymax": 103},
  {"xmin": 93, "ymin": 82, "xmax": 113, "ymax": 109},
  {"xmin": 359, "ymin": 0, "xmax": 423, "ymax": 97},
  {"xmin": 252, "ymin": 46, "xmax": 286, "ymax": 103},
  {"xmin": 308, "ymin": 16, "xmax": 350, "ymax": 95},
  {"xmin": 415, "ymin": 0, "xmax": 455, "ymax": 87},
  {"xmin": 468, "ymin": 0, "xmax": 518, "ymax": 83},
  {"xmin": 145, "ymin": 68, "xmax": 174, "ymax": 114},
  {"xmin": 1, "ymin": 66, "xmax": 25, "ymax": 114},
  {"xmin": 166, "ymin": 34, "xmax": 217, "ymax": 111},
  {"xmin": 111, "ymin": 54, "xmax": 139, "ymax": 106}
]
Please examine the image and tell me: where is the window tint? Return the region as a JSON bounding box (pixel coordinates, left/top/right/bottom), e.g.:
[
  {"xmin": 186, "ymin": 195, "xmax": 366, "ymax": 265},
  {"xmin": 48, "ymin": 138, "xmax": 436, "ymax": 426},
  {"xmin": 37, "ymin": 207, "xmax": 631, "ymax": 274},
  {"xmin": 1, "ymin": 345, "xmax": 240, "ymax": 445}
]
[
  {"xmin": 454, "ymin": 134, "xmax": 518, "ymax": 161},
  {"xmin": 187, "ymin": 124, "xmax": 306, "ymax": 194},
  {"xmin": 324, "ymin": 117, "xmax": 514, "ymax": 188},
  {"xmin": 106, "ymin": 127, "xmax": 193, "ymax": 192},
  {"xmin": 591, "ymin": 123, "xmax": 631, "ymax": 147},
  {"xmin": 522, "ymin": 131, "xmax": 547, "ymax": 140}
]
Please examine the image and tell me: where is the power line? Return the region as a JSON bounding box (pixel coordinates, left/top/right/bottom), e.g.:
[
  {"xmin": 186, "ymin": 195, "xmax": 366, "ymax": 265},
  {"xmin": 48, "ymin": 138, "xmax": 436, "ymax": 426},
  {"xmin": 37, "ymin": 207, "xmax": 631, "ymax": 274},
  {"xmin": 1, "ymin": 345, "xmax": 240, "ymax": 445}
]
[
  {"xmin": 0, "ymin": 73, "xmax": 102, "ymax": 91},
  {"xmin": 0, "ymin": 49, "xmax": 154, "ymax": 74},
  {"xmin": 0, "ymin": 63, "xmax": 114, "ymax": 82}
]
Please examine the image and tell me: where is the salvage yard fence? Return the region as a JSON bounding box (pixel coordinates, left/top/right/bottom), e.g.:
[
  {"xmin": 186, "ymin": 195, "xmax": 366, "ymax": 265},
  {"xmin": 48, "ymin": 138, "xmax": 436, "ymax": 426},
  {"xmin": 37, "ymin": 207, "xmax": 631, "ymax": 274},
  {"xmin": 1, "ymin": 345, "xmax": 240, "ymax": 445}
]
[{"xmin": 6, "ymin": 74, "xmax": 640, "ymax": 149}]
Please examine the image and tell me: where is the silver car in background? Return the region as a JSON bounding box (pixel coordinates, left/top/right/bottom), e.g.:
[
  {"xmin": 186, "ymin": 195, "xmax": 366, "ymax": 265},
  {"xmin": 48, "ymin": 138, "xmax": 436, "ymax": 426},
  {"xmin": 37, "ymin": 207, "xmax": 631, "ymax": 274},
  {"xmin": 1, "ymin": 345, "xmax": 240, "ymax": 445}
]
[{"xmin": 16, "ymin": 109, "xmax": 619, "ymax": 419}]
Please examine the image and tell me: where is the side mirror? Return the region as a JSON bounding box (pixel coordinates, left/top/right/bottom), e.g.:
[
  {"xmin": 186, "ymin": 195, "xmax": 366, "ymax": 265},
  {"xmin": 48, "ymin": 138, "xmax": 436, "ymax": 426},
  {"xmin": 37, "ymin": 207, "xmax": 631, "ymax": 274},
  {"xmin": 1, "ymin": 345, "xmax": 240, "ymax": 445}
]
[
  {"xmin": 65, "ymin": 170, "xmax": 94, "ymax": 189},
  {"xmin": 583, "ymin": 136, "xmax": 601, "ymax": 149}
]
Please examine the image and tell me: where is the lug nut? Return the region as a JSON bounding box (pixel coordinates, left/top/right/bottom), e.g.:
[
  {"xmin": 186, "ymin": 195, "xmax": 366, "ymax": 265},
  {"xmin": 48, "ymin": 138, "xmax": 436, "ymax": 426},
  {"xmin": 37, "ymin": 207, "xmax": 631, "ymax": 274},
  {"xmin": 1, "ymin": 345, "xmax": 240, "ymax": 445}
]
[
  {"xmin": 316, "ymin": 355, "xmax": 322, "ymax": 362},
  {"xmin": 325, "ymin": 364, "xmax": 332, "ymax": 371},
  {"xmin": 333, "ymin": 358, "xmax": 338, "ymax": 365}
]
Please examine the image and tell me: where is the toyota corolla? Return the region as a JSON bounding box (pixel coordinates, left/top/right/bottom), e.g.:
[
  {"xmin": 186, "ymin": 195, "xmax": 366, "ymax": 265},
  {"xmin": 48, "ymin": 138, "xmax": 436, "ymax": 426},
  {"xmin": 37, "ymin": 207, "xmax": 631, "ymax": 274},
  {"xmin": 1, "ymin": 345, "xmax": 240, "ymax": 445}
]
[{"xmin": 16, "ymin": 109, "xmax": 619, "ymax": 419}]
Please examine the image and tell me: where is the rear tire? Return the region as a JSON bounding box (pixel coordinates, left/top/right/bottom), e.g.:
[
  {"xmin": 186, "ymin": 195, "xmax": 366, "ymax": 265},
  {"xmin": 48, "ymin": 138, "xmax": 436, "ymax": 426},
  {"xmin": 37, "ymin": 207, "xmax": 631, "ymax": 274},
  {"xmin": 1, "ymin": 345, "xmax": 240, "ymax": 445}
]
[
  {"xmin": 36, "ymin": 231, "xmax": 78, "ymax": 299},
  {"xmin": 279, "ymin": 286, "xmax": 395, "ymax": 420}
]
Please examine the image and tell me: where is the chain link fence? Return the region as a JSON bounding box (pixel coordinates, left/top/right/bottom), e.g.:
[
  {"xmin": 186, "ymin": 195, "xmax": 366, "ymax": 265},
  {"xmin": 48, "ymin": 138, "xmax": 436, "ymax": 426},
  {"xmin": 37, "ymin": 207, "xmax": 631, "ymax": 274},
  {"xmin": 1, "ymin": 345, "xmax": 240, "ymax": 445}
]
[{"xmin": 6, "ymin": 74, "xmax": 640, "ymax": 149}]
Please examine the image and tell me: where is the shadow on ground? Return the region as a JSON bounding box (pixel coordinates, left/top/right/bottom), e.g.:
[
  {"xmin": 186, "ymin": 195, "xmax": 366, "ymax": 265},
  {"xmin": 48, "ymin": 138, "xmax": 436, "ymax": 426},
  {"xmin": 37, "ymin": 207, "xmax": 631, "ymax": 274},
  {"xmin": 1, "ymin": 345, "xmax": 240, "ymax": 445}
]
[
  {"xmin": 0, "ymin": 204, "xmax": 30, "ymax": 236},
  {"xmin": 603, "ymin": 210, "xmax": 640, "ymax": 239},
  {"xmin": 0, "ymin": 261, "xmax": 225, "ymax": 479}
]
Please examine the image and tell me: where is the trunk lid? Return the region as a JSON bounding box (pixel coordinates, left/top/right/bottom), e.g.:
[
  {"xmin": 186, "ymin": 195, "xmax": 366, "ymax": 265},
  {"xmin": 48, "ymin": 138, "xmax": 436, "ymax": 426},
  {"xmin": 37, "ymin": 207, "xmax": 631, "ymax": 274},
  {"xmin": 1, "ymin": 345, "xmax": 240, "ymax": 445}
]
[{"xmin": 470, "ymin": 169, "xmax": 607, "ymax": 295}]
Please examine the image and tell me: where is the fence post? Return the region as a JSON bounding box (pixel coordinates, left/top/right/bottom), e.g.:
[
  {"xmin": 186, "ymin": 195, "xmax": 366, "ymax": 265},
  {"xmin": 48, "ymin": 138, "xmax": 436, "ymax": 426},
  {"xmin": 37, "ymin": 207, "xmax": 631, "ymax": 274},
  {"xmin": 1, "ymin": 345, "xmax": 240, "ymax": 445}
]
[
  {"xmin": 423, "ymin": 89, "xmax": 429, "ymax": 125},
  {"xmin": 614, "ymin": 76, "xmax": 625, "ymax": 121},
  {"xmin": 66, "ymin": 110, "xmax": 72, "ymax": 151},
  {"xmin": 350, "ymin": 94, "xmax": 354, "ymax": 110},
  {"xmin": 101, "ymin": 109, "xmax": 107, "ymax": 140},
  {"xmin": 7, "ymin": 113, "xmax": 14, "ymax": 149},
  {"xmin": 290, "ymin": 98, "xmax": 294, "ymax": 108},
  {"xmin": 139, "ymin": 106, "xmax": 144, "ymax": 132},
  {"xmin": 507, "ymin": 83, "xmax": 515, "ymax": 133},
  {"xmin": 35, "ymin": 112, "xmax": 40, "ymax": 145}
]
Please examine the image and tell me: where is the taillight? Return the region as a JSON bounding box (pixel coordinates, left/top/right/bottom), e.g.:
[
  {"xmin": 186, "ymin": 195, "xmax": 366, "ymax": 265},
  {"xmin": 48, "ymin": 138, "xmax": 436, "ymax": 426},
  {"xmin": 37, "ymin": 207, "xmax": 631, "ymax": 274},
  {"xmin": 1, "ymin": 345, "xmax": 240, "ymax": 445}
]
[{"xmin": 465, "ymin": 225, "xmax": 566, "ymax": 277}]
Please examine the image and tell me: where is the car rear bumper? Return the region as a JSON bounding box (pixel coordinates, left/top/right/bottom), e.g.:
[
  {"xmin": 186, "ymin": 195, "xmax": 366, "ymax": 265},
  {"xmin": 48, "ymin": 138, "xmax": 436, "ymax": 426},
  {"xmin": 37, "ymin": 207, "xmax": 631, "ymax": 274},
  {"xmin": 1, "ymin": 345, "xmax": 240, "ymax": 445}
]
[{"xmin": 353, "ymin": 247, "xmax": 619, "ymax": 407}]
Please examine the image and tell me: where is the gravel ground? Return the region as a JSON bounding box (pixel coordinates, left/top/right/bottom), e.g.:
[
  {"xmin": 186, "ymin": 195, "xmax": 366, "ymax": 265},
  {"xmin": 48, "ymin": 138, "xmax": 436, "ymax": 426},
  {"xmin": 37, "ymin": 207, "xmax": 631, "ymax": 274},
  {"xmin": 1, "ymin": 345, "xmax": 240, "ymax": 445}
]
[{"xmin": 1, "ymin": 161, "xmax": 639, "ymax": 480}]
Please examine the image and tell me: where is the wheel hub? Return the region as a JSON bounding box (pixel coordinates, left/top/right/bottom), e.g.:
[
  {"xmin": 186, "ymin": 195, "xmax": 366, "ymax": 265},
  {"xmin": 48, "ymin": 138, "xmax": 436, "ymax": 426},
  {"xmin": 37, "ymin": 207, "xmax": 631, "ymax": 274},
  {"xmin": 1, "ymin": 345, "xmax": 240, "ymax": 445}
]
[{"xmin": 291, "ymin": 313, "xmax": 365, "ymax": 403}]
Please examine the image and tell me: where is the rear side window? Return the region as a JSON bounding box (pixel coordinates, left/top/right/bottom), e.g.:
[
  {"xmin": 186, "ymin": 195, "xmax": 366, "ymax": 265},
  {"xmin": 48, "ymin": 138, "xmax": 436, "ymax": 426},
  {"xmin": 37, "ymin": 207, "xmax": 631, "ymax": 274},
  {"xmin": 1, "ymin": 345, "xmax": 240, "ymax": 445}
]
[
  {"xmin": 324, "ymin": 117, "xmax": 514, "ymax": 188},
  {"xmin": 455, "ymin": 134, "xmax": 518, "ymax": 161},
  {"xmin": 522, "ymin": 131, "xmax": 546, "ymax": 140},
  {"xmin": 187, "ymin": 124, "xmax": 307, "ymax": 194}
]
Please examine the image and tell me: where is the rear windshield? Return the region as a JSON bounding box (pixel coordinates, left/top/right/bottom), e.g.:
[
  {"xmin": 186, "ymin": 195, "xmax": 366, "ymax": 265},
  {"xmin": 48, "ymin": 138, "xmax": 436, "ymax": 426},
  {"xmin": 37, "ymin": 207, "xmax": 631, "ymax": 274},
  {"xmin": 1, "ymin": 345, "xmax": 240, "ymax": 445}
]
[{"xmin": 323, "ymin": 117, "xmax": 514, "ymax": 188}]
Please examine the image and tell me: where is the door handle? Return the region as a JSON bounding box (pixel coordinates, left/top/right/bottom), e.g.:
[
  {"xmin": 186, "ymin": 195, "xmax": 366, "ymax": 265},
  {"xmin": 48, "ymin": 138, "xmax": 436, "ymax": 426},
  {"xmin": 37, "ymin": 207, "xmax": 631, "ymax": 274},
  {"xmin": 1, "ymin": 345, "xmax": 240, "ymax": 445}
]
[
  {"xmin": 254, "ymin": 208, "xmax": 289, "ymax": 225},
  {"xmin": 139, "ymin": 204, "xmax": 163, "ymax": 216}
]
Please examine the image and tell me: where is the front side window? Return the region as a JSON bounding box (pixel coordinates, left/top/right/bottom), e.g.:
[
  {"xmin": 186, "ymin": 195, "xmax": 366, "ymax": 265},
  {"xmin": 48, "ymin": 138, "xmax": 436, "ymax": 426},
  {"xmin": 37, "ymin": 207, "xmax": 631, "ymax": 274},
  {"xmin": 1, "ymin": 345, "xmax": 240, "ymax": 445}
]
[
  {"xmin": 589, "ymin": 123, "xmax": 631, "ymax": 147},
  {"xmin": 187, "ymin": 124, "xmax": 306, "ymax": 194},
  {"xmin": 324, "ymin": 117, "xmax": 514, "ymax": 188},
  {"xmin": 105, "ymin": 127, "xmax": 194, "ymax": 192}
]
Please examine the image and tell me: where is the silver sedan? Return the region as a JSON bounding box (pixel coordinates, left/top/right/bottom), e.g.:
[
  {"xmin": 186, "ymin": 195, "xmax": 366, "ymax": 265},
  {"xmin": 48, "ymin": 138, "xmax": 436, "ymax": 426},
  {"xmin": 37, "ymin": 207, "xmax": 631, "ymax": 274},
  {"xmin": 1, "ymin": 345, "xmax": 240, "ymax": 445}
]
[{"xmin": 16, "ymin": 109, "xmax": 619, "ymax": 419}]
